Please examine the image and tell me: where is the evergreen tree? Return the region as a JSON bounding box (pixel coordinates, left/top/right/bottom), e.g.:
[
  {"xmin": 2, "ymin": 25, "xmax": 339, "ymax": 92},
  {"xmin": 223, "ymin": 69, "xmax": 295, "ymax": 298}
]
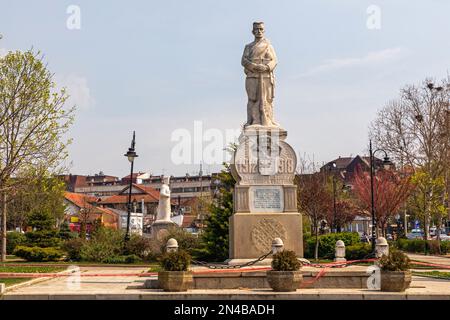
[
  {"xmin": 25, "ymin": 210, "xmax": 61, "ymax": 248},
  {"xmin": 28, "ymin": 210, "xmax": 55, "ymax": 231},
  {"xmin": 196, "ymin": 163, "xmax": 235, "ymax": 261}
]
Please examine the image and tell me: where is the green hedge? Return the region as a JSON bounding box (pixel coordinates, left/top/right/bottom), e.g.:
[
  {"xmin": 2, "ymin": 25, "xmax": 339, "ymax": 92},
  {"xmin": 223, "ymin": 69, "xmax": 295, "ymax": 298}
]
[
  {"xmin": 304, "ymin": 232, "xmax": 361, "ymax": 259},
  {"xmin": 6, "ymin": 232, "xmax": 26, "ymax": 254},
  {"xmin": 346, "ymin": 243, "xmax": 372, "ymax": 260},
  {"xmin": 13, "ymin": 246, "xmax": 64, "ymax": 262},
  {"xmin": 396, "ymin": 239, "xmax": 449, "ymax": 255}
]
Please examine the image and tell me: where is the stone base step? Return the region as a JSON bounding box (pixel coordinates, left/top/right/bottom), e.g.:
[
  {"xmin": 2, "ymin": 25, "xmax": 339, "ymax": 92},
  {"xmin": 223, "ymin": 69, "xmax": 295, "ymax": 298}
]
[{"xmin": 134, "ymin": 269, "xmax": 370, "ymax": 290}]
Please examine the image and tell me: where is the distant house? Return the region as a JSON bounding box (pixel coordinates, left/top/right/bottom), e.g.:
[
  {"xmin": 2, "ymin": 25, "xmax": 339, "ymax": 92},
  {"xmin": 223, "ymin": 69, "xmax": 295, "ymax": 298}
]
[
  {"xmin": 320, "ymin": 155, "xmax": 387, "ymax": 187},
  {"xmin": 121, "ymin": 172, "xmax": 151, "ymax": 185},
  {"xmin": 98, "ymin": 184, "xmax": 162, "ymax": 234},
  {"xmin": 60, "ymin": 174, "xmax": 88, "ymax": 192},
  {"xmin": 317, "ymin": 155, "xmax": 391, "ymax": 236},
  {"xmin": 86, "ymin": 171, "xmax": 121, "ymax": 187},
  {"xmin": 98, "ymin": 183, "xmax": 160, "ymax": 213},
  {"xmin": 61, "ymin": 172, "xmax": 123, "ymax": 197},
  {"xmin": 64, "ymin": 192, "xmax": 119, "ymax": 233}
]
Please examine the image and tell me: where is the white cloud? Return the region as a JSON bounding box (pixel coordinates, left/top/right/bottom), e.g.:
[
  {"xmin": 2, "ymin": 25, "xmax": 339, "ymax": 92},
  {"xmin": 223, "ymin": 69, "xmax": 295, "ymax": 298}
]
[
  {"xmin": 56, "ymin": 74, "xmax": 95, "ymax": 110},
  {"xmin": 299, "ymin": 47, "xmax": 408, "ymax": 77}
]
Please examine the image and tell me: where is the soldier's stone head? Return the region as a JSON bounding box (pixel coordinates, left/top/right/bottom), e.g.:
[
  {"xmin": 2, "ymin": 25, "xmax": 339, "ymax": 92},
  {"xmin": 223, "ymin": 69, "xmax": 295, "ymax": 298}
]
[{"xmin": 252, "ymin": 22, "xmax": 265, "ymax": 39}]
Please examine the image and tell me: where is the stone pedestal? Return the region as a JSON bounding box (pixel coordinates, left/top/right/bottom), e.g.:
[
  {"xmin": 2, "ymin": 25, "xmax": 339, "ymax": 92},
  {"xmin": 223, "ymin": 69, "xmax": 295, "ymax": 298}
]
[
  {"xmin": 228, "ymin": 212, "xmax": 303, "ymax": 263},
  {"xmin": 151, "ymin": 221, "xmax": 176, "ymax": 241},
  {"xmin": 229, "ymin": 126, "xmax": 303, "ymax": 263}
]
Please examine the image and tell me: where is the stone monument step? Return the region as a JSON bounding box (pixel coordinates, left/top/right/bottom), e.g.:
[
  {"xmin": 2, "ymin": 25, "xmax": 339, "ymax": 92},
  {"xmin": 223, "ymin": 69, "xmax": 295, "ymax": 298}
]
[{"xmin": 133, "ymin": 268, "xmax": 370, "ymax": 290}]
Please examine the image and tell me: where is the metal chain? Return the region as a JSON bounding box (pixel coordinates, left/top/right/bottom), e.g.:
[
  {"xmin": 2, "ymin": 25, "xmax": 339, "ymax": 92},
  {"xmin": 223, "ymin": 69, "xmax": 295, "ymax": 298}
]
[{"xmin": 192, "ymin": 250, "xmax": 273, "ymax": 269}]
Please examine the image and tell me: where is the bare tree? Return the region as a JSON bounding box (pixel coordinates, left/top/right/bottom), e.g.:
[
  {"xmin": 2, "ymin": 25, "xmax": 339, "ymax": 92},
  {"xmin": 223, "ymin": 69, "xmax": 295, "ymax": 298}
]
[
  {"xmin": 296, "ymin": 158, "xmax": 331, "ymax": 260},
  {"xmin": 370, "ymin": 78, "xmax": 449, "ymax": 238}
]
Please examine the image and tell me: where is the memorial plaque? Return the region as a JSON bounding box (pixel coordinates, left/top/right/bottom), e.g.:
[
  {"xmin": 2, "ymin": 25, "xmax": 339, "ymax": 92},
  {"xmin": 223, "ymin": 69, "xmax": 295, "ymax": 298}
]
[{"xmin": 249, "ymin": 186, "xmax": 284, "ymax": 213}]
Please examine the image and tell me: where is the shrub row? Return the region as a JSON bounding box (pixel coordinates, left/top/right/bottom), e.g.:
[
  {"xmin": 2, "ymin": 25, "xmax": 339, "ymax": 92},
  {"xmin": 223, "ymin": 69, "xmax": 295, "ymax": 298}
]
[
  {"xmin": 6, "ymin": 232, "xmax": 26, "ymax": 255},
  {"xmin": 14, "ymin": 246, "xmax": 64, "ymax": 262},
  {"xmin": 345, "ymin": 243, "xmax": 372, "ymax": 260},
  {"xmin": 11, "ymin": 224, "xmax": 201, "ymax": 263},
  {"xmin": 395, "ymin": 239, "xmax": 449, "ymax": 255},
  {"xmin": 304, "ymin": 232, "xmax": 361, "ymax": 259},
  {"xmin": 61, "ymin": 226, "xmax": 200, "ymax": 263}
]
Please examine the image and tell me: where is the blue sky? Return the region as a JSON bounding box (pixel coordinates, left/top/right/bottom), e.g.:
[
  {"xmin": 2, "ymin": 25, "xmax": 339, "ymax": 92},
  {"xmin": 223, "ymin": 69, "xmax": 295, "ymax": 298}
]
[{"xmin": 1, "ymin": 0, "xmax": 449, "ymax": 177}]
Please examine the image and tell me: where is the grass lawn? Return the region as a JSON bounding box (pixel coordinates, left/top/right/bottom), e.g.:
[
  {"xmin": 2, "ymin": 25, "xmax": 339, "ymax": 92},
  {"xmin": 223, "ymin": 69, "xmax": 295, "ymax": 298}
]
[
  {"xmin": 0, "ymin": 265, "xmax": 66, "ymax": 289},
  {"xmin": 305, "ymin": 259, "xmax": 334, "ymax": 264},
  {"xmin": 0, "ymin": 278, "xmax": 30, "ymax": 287},
  {"xmin": 147, "ymin": 264, "xmax": 161, "ymax": 272},
  {"xmin": 0, "ymin": 266, "xmax": 66, "ymax": 273},
  {"xmin": 5, "ymin": 253, "xmax": 148, "ymax": 266},
  {"xmin": 413, "ymin": 271, "xmax": 450, "ymax": 279}
]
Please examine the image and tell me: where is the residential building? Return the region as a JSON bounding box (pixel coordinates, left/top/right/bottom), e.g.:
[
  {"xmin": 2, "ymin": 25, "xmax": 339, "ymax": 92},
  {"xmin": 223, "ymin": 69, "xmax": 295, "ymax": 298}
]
[
  {"xmin": 61, "ymin": 172, "xmax": 123, "ymax": 197},
  {"xmin": 121, "ymin": 172, "xmax": 151, "ymax": 185},
  {"xmin": 318, "ymin": 155, "xmax": 390, "ymax": 236},
  {"xmin": 142, "ymin": 173, "xmax": 217, "ymax": 217},
  {"xmin": 74, "ymin": 185, "xmax": 127, "ymax": 198},
  {"xmin": 98, "ymin": 184, "xmax": 161, "ymax": 234},
  {"xmin": 86, "ymin": 171, "xmax": 121, "ymax": 187},
  {"xmin": 320, "ymin": 155, "xmax": 387, "ymax": 187},
  {"xmin": 64, "ymin": 192, "xmax": 119, "ymax": 233},
  {"xmin": 59, "ymin": 174, "xmax": 88, "ymax": 192}
]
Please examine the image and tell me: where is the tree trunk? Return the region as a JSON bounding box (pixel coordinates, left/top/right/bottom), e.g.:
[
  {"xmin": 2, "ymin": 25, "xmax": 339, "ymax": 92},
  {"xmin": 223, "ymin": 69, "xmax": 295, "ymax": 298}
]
[
  {"xmin": 424, "ymin": 214, "xmax": 430, "ymax": 240},
  {"xmin": 314, "ymin": 222, "xmax": 320, "ymax": 261},
  {"xmin": 1, "ymin": 193, "xmax": 7, "ymax": 262},
  {"xmin": 436, "ymin": 217, "xmax": 442, "ymax": 255},
  {"xmin": 80, "ymin": 221, "xmax": 86, "ymax": 240}
]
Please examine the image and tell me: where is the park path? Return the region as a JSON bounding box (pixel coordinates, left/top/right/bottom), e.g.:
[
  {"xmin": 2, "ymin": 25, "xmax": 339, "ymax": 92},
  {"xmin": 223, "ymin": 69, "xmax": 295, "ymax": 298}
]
[
  {"xmin": 3, "ymin": 266, "xmax": 150, "ymax": 297},
  {"xmin": 2, "ymin": 264, "xmax": 449, "ymax": 300},
  {"xmin": 407, "ymin": 253, "xmax": 450, "ymax": 265}
]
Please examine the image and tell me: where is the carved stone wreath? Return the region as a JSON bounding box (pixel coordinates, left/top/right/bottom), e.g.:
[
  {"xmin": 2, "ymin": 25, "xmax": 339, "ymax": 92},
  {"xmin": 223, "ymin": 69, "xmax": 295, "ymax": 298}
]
[{"xmin": 251, "ymin": 218, "xmax": 287, "ymax": 254}]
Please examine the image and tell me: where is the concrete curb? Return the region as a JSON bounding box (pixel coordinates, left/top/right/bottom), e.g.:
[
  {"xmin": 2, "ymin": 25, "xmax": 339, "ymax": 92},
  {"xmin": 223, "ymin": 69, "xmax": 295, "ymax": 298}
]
[
  {"xmin": 4, "ymin": 268, "xmax": 76, "ymax": 293},
  {"xmin": 2, "ymin": 290, "xmax": 450, "ymax": 300}
]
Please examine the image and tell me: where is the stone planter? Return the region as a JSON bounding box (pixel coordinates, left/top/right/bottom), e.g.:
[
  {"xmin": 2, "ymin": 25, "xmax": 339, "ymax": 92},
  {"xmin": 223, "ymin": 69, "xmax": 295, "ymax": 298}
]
[
  {"xmin": 380, "ymin": 270, "xmax": 412, "ymax": 292},
  {"xmin": 266, "ymin": 271, "xmax": 302, "ymax": 292},
  {"xmin": 158, "ymin": 271, "xmax": 193, "ymax": 292}
]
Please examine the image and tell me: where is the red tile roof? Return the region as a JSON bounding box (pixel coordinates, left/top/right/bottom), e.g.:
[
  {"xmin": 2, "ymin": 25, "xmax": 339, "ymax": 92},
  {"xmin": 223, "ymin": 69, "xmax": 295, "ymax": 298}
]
[
  {"xmin": 65, "ymin": 192, "xmax": 98, "ymax": 209},
  {"xmin": 122, "ymin": 172, "xmax": 146, "ymax": 180},
  {"xmin": 100, "ymin": 184, "xmax": 160, "ymax": 204},
  {"xmin": 129, "ymin": 184, "xmax": 160, "ymax": 200}
]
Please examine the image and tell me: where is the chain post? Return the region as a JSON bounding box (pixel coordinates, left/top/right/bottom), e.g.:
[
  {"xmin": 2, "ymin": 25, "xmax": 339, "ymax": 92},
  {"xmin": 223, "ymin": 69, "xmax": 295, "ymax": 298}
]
[{"xmin": 192, "ymin": 250, "xmax": 272, "ymax": 270}]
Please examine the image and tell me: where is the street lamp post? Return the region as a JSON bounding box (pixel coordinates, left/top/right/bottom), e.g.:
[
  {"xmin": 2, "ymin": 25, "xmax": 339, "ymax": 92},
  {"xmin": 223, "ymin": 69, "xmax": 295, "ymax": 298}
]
[
  {"xmin": 124, "ymin": 131, "xmax": 138, "ymax": 242},
  {"xmin": 369, "ymin": 139, "xmax": 392, "ymax": 255}
]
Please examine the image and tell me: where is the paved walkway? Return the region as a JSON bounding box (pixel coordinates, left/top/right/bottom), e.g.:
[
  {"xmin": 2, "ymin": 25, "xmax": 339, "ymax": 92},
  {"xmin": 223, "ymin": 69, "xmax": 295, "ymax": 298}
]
[
  {"xmin": 407, "ymin": 253, "xmax": 450, "ymax": 265},
  {"xmin": 1, "ymin": 265, "xmax": 449, "ymax": 300}
]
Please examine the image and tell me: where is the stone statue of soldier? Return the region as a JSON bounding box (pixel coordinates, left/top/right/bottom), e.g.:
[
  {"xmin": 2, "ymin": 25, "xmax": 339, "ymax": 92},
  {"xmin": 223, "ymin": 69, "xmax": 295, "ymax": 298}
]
[{"xmin": 241, "ymin": 22, "xmax": 279, "ymax": 127}]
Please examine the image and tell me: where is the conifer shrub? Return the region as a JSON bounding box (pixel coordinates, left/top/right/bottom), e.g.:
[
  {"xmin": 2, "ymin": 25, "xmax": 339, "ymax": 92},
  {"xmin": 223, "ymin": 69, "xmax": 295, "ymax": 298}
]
[
  {"xmin": 271, "ymin": 250, "xmax": 301, "ymax": 271},
  {"xmin": 159, "ymin": 250, "xmax": 191, "ymax": 271},
  {"xmin": 378, "ymin": 249, "xmax": 410, "ymax": 271}
]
